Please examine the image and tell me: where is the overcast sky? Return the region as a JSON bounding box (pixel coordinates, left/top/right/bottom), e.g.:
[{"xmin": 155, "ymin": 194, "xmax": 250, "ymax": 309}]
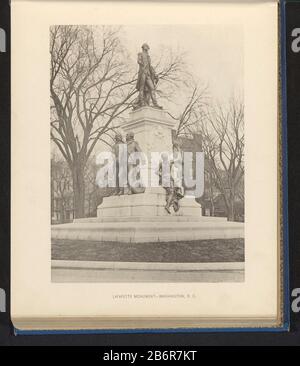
[{"xmin": 122, "ymin": 24, "xmax": 243, "ymax": 103}]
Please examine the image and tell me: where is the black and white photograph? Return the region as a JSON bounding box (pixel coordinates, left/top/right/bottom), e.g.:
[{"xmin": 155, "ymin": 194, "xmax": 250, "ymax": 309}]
[
  {"xmin": 9, "ymin": 0, "xmax": 289, "ymax": 335},
  {"xmin": 50, "ymin": 24, "xmax": 245, "ymax": 283}
]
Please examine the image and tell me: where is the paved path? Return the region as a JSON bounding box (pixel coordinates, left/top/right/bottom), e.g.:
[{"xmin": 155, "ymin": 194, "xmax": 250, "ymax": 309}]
[{"xmin": 52, "ymin": 260, "xmax": 244, "ymax": 282}]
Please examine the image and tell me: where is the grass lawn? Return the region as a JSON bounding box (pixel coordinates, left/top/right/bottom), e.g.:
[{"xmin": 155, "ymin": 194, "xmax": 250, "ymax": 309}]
[{"xmin": 52, "ymin": 238, "xmax": 244, "ymax": 263}]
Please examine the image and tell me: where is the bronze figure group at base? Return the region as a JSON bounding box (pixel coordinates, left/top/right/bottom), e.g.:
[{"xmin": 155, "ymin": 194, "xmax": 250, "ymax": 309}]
[
  {"xmin": 112, "ymin": 132, "xmax": 145, "ymax": 196},
  {"xmin": 111, "ymin": 132, "xmax": 184, "ymax": 215}
]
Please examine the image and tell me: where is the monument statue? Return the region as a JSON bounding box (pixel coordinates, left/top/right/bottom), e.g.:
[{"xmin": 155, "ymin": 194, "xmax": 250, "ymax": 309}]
[
  {"xmin": 134, "ymin": 43, "xmax": 162, "ymax": 110},
  {"xmin": 126, "ymin": 132, "xmax": 145, "ymax": 195},
  {"xmin": 173, "ymin": 138, "xmax": 183, "ymax": 161},
  {"xmin": 111, "ymin": 132, "xmax": 125, "ymax": 196},
  {"xmin": 157, "ymin": 153, "xmax": 184, "ymax": 214}
]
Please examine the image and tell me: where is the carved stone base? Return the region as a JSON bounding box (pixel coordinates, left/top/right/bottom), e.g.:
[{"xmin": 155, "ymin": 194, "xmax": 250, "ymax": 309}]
[{"xmin": 96, "ymin": 191, "xmax": 202, "ymax": 218}]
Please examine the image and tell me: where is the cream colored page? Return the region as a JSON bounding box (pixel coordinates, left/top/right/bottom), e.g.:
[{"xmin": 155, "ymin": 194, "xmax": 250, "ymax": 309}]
[{"xmin": 12, "ymin": 1, "xmax": 278, "ymax": 319}]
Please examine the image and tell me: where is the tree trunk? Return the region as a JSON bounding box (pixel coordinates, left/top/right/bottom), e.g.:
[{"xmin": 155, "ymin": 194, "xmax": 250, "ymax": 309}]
[
  {"xmin": 59, "ymin": 199, "xmax": 64, "ymax": 223},
  {"xmin": 227, "ymin": 193, "xmax": 235, "ymax": 222},
  {"xmin": 72, "ymin": 163, "xmax": 85, "ymax": 219},
  {"xmin": 210, "ymin": 199, "xmax": 215, "ymax": 217}
]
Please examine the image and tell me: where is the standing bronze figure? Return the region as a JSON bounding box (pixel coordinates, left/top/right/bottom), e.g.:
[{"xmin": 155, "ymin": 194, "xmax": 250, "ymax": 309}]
[
  {"xmin": 134, "ymin": 43, "xmax": 162, "ymax": 109},
  {"xmin": 126, "ymin": 132, "xmax": 145, "ymax": 194},
  {"xmin": 157, "ymin": 153, "xmax": 184, "ymax": 215},
  {"xmin": 111, "ymin": 133, "xmax": 125, "ymax": 196}
]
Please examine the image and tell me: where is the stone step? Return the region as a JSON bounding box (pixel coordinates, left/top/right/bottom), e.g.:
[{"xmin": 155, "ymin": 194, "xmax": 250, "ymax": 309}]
[
  {"xmin": 97, "ymin": 192, "xmax": 202, "ymax": 218},
  {"xmin": 52, "ymin": 219, "xmax": 244, "ymax": 243},
  {"xmin": 74, "ymin": 215, "xmax": 227, "ymax": 223}
]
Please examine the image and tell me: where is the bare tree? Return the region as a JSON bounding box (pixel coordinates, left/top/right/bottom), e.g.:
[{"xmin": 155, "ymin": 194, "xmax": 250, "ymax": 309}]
[
  {"xmin": 51, "ymin": 159, "xmax": 73, "ymax": 223},
  {"xmin": 200, "ymin": 99, "xmax": 244, "ymax": 221},
  {"xmin": 50, "ymin": 26, "xmax": 136, "ymax": 217},
  {"xmin": 163, "ymin": 77, "xmax": 244, "ymax": 221},
  {"xmin": 166, "ymin": 80, "xmax": 209, "ymax": 138},
  {"xmin": 50, "ymin": 25, "xmax": 185, "ymax": 217}
]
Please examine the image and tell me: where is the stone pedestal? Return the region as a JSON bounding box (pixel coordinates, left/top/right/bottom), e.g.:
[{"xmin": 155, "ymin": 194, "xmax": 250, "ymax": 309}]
[
  {"xmin": 123, "ymin": 106, "xmax": 175, "ymax": 153},
  {"xmin": 97, "ymin": 193, "xmax": 202, "ymax": 218},
  {"xmin": 97, "ymin": 106, "xmax": 202, "ymax": 218},
  {"xmin": 124, "ymin": 107, "xmax": 175, "ymax": 193}
]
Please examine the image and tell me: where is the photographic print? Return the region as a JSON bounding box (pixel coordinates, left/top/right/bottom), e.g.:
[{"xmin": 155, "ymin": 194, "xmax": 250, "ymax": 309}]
[{"xmin": 50, "ymin": 25, "xmax": 244, "ymax": 283}]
